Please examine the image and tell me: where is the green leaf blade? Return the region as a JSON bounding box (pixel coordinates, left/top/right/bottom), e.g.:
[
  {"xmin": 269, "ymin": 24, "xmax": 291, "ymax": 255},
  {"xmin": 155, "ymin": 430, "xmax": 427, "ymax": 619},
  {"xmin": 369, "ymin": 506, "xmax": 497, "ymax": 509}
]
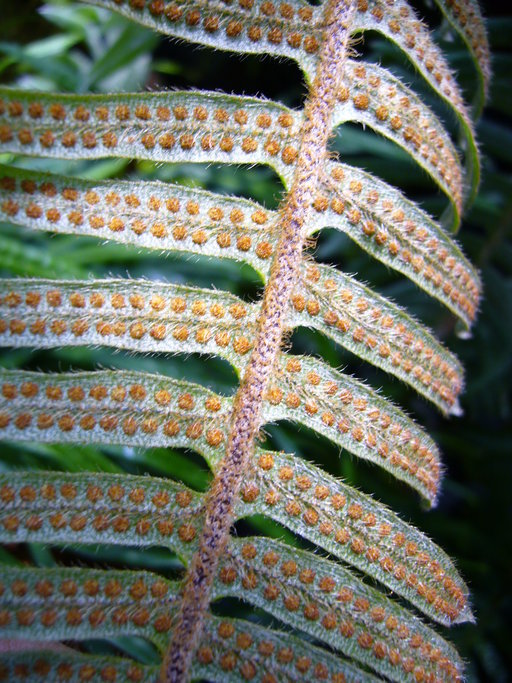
[
  {"xmin": 195, "ymin": 614, "xmax": 380, "ymax": 683},
  {"xmin": 0, "ymin": 88, "xmax": 299, "ymax": 186},
  {"xmin": 0, "ymin": 650, "xmax": 158, "ymax": 683},
  {"xmin": 0, "ymin": 470, "xmax": 203, "ymax": 561},
  {"xmin": 353, "ymin": 0, "xmax": 480, "ymax": 209},
  {"xmin": 0, "ymin": 165, "xmax": 275, "ymax": 278},
  {"xmin": 294, "ymin": 262, "xmax": 464, "ymax": 415},
  {"xmin": 0, "ymin": 565, "xmax": 177, "ymax": 650},
  {"xmin": 433, "ymin": 0, "xmax": 491, "ymax": 114},
  {"xmin": 215, "ymin": 536, "xmax": 464, "ymax": 682},
  {"xmin": 0, "ymin": 369, "xmax": 229, "ymax": 467},
  {"xmin": 78, "ymin": 0, "xmax": 323, "ymax": 82},
  {"xmin": 336, "ymin": 61, "xmax": 464, "ymax": 222},
  {"xmin": 265, "ymin": 355, "xmax": 442, "ymax": 505},
  {"xmin": 238, "ymin": 449, "xmax": 473, "ymax": 626},
  {"xmin": 310, "ymin": 160, "xmax": 481, "ymax": 330},
  {"xmin": 0, "ymin": 278, "xmax": 257, "ymax": 371}
]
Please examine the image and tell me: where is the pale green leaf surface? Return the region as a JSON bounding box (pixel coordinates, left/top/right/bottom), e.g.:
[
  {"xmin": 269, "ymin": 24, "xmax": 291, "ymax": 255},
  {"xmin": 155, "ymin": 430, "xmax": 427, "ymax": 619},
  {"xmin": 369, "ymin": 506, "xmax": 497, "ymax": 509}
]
[
  {"xmin": 0, "ymin": 650, "xmax": 158, "ymax": 683},
  {"xmin": 0, "ymin": 470, "xmax": 203, "ymax": 561},
  {"xmin": 336, "ymin": 60, "xmax": 464, "ymax": 220},
  {"xmin": 78, "ymin": 0, "xmax": 323, "ymax": 82},
  {"xmin": 292, "ymin": 262, "xmax": 464, "ymax": 415},
  {"xmin": 215, "ymin": 536, "xmax": 464, "ymax": 682},
  {"xmin": 0, "ymin": 165, "xmax": 277, "ymax": 279},
  {"xmin": 310, "ymin": 160, "xmax": 481, "ymax": 329},
  {"xmin": 195, "ymin": 614, "xmax": 380, "ymax": 683},
  {"xmin": 0, "ymin": 369, "xmax": 229, "ymax": 467},
  {"xmin": 264, "ymin": 354, "xmax": 442, "ymax": 504},
  {"xmin": 0, "ymin": 88, "xmax": 300, "ymax": 186},
  {"xmin": 433, "ymin": 0, "xmax": 491, "ymax": 113},
  {"xmin": 0, "ymin": 278, "xmax": 257, "ymax": 369},
  {"xmin": 0, "ymin": 233, "xmax": 86, "ymax": 278},
  {"xmin": 353, "ymin": 0, "xmax": 479, "ymax": 208},
  {"xmin": 0, "ymin": 565, "xmax": 177, "ymax": 650},
  {"xmin": 237, "ymin": 448, "xmax": 472, "ymax": 626}
]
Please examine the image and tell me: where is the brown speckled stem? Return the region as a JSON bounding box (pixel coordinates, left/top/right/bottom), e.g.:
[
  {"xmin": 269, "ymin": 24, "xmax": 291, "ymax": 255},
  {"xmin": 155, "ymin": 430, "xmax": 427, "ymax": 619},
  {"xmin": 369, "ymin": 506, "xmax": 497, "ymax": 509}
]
[{"xmin": 161, "ymin": 2, "xmax": 355, "ymax": 680}]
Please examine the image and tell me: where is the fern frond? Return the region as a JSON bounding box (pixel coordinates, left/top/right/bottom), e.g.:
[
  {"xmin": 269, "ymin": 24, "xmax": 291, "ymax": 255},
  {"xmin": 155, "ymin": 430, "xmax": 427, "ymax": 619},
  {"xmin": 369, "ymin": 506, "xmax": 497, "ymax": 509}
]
[
  {"xmin": 0, "ymin": 163, "xmax": 480, "ymax": 329},
  {"xmin": 266, "ymin": 354, "xmax": 442, "ymax": 502},
  {"xmin": 0, "ymin": 360, "xmax": 438, "ymax": 501},
  {"xmin": 79, "ymin": 0, "xmax": 324, "ymax": 80},
  {"xmin": 314, "ymin": 161, "xmax": 481, "ymax": 327},
  {"xmin": 0, "ymin": 467, "xmax": 467, "ymax": 680},
  {"xmin": 0, "ymin": 565, "xmax": 178, "ymax": 648},
  {"xmin": 0, "ymin": 348, "xmax": 442, "ymax": 503},
  {"xmin": 81, "ymin": 0, "xmax": 479, "ymax": 212},
  {"xmin": 0, "ymin": 269, "xmax": 463, "ymax": 413},
  {"xmin": 352, "ymin": 0, "xmax": 480, "ymax": 204},
  {"xmin": 196, "ymin": 615, "xmax": 380, "ymax": 683},
  {"xmin": 0, "ymin": 88, "xmax": 299, "ymax": 182},
  {"xmin": 336, "ymin": 60, "xmax": 464, "ymax": 219},
  {"xmin": 293, "ymin": 262, "xmax": 464, "ymax": 415},
  {"xmin": 0, "ymin": 458, "xmax": 471, "ymax": 628},
  {"xmin": 0, "ymin": 166, "xmax": 277, "ymax": 278},
  {"xmin": 0, "ymin": 0, "xmax": 489, "ymax": 680},
  {"xmin": 0, "ymin": 650, "xmax": 157, "ymax": 683},
  {"xmin": 238, "ymin": 448, "xmax": 472, "ymax": 626}
]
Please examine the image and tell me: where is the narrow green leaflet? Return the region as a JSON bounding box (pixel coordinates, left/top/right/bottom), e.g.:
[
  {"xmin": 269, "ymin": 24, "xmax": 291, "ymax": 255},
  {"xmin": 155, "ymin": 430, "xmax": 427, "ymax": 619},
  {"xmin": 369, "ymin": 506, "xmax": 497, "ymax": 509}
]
[
  {"xmin": 292, "ymin": 262, "xmax": 464, "ymax": 415},
  {"xmin": 0, "ymin": 650, "xmax": 158, "ymax": 683},
  {"xmin": 0, "ymin": 90, "xmax": 479, "ymax": 324},
  {"xmin": 0, "ymin": 278, "xmax": 258, "ymax": 369},
  {"xmin": 78, "ymin": 0, "xmax": 323, "ymax": 81},
  {"xmin": 0, "ymin": 369, "xmax": 230, "ymax": 467},
  {"xmin": 0, "ymin": 565, "xmax": 177, "ymax": 650},
  {"xmin": 73, "ymin": 0, "xmax": 480, "ymax": 214},
  {"xmin": 335, "ymin": 60, "xmax": 464, "ymax": 221},
  {"xmin": 1, "ymin": 362, "xmax": 441, "ymax": 503},
  {"xmin": 215, "ymin": 536, "xmax": 464, "ymax": 682},
  {"xmin": 353, "ymin": 0, "xmax": 480, "ymax": 209},
  {"xmin": 0, "ymin": 164, "xmax": 479, "ymax": 329},
  {"xmin": 0, "ymin": 88, "xmax": 300, "ymax": 186},
  {"xmin": 311, "ymin": 161, "xmax": 481, "ymax": 330},
  {"xmin": 0, "ymin": 165, "xmax": 277, "ymax": 279},
  {"xmin": 433, "ymin": 0, "xmax": 491, "ymax": 114},
  {"xmin": 237, "ymin": 449, "xmax": 472, "ymax": 626},
  {"xmin": 194, "ymin": 614, "xmax": 379, "ymax": 683},
  {"xmin": 265, "ymin": 355, "xmax": 442, "ymax": 504},
  {"xmin": 0, "ymin": 270, "xmax": 464, "ymax": 413},
  {"xmin": 0, "ymin": 471, "xmax": 203, "ymax": 561}
]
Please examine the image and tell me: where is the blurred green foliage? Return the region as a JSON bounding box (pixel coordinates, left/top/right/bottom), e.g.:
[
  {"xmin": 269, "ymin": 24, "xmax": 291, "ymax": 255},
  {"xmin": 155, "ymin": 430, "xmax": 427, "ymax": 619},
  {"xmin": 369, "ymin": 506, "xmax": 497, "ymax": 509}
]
[{"xmin": 0, "ymin": 1, "xmax": 510, "ymax": 679}]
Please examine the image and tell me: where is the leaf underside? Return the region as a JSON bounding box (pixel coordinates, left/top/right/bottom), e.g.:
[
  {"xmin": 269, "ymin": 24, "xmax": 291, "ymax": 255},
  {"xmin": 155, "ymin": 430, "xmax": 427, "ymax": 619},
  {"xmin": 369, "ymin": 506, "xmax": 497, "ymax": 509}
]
[{"xmin": 0, "ymin": 0, "xmax": 489, "ymax": 681}]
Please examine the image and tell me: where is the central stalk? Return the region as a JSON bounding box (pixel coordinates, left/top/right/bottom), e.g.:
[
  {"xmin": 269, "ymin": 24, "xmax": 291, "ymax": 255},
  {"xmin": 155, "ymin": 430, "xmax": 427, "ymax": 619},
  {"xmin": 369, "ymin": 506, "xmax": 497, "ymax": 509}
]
[{"xmin": 161, "ymin": 2, "xmax": 355, "ymax": 680}]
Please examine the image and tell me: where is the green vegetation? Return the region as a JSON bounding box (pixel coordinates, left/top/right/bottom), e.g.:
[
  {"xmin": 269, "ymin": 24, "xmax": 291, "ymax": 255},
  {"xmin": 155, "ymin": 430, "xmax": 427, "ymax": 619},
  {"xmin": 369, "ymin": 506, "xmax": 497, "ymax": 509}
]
[{"xmin": 0, "ymin": 1, "xmax": 510, "ymax": 681}]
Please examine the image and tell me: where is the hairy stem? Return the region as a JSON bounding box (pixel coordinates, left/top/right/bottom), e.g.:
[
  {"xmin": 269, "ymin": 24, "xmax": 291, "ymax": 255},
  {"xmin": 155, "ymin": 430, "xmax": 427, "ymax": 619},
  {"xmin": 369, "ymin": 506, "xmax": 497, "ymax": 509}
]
[{"xmin": 161, "ymin": 2, "xmax": 355, "ymax": 680}]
